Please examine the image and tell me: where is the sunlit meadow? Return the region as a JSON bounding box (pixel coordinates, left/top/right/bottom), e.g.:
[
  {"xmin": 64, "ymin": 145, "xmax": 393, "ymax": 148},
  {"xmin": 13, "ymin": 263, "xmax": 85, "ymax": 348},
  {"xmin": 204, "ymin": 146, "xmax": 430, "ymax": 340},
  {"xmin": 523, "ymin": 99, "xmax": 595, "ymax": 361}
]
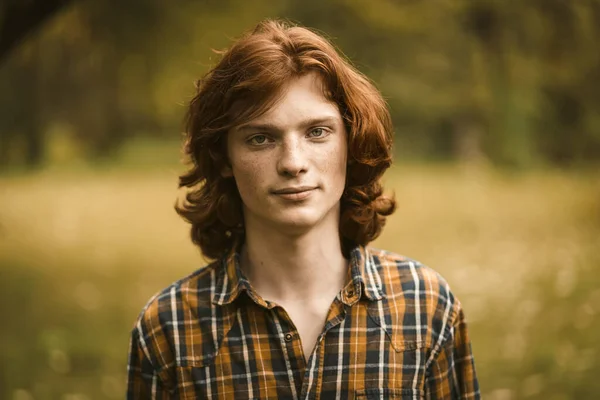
[{"xmin": 1, "ymin": 146, "xmax": 598, "ymax": 399}]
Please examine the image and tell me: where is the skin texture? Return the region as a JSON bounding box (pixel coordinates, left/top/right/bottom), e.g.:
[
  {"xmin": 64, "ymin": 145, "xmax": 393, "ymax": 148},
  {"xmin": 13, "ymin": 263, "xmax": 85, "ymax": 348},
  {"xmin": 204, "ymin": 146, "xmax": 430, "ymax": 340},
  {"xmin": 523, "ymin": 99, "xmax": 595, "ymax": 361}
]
[
  {"xmin": 224, "ymin": 73, "xmax": 350, "ymax": 360},
  {"xmin": 225, "ymin": 73, "xmax": 348, "ymax": 235}
]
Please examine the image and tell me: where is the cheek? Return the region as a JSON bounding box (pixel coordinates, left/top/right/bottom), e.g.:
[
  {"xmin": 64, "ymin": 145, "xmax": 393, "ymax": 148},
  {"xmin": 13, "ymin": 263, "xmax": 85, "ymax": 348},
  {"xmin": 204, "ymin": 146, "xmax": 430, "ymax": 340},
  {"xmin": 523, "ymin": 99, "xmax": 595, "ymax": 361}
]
[
  {"xmin": 324, "ymin": 138, "xmax": 348, "ymax": 180},
  {"xmin": 314, "ymin": 141, "xmax": 347, "ymax": 198},
  {"xmin": 231, "ymin": 156, "xmax": 267, "ymax": 196}
]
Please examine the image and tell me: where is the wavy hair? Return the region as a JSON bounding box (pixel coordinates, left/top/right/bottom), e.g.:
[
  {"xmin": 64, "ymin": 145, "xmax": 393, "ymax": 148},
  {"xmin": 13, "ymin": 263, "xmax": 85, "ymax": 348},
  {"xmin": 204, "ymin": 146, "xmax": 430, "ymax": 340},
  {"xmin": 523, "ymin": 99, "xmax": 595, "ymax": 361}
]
[{"xmin": 176, "ymin": 19, "xmax": 396, "ymax": 260}]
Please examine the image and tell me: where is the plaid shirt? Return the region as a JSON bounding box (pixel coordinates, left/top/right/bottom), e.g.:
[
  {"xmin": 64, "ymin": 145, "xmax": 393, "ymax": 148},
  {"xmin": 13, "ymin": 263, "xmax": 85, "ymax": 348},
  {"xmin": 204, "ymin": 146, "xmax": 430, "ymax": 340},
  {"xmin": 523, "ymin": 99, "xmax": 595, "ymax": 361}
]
[{"xmin": 127, "ymin": 246, "xmax": 480, "ymax": 399}]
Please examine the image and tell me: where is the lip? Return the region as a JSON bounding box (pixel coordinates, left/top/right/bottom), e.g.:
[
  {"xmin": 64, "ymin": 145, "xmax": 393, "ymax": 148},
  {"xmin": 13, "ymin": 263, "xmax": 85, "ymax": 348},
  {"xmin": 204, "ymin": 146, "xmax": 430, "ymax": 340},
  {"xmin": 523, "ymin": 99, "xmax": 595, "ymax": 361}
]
[
  {"xmin": 271, "ymin": 186, "xmax": 317, "ymax": 201},
  {"xmin": 272, "ymin": 186, "xmax": 317, "ymax": 194}
]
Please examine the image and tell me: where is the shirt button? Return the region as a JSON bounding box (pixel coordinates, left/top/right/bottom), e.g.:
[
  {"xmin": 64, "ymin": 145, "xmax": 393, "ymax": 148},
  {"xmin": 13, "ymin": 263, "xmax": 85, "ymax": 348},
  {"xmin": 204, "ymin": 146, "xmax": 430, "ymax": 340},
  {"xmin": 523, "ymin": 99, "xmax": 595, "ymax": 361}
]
[
  {"xmin": 284, "ymin": 333, "xmax": 293, "ymax": 342},
  {"xmin": 346, "ymin": 288, "xmax": 355, "ymax": 298}
]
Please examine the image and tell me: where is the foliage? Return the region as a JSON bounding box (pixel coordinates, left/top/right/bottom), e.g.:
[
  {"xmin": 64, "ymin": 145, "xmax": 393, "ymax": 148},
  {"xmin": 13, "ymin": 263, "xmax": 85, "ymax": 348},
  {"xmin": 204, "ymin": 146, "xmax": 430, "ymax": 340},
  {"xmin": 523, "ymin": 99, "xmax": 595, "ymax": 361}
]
[{"xmin": 1, "ymin": 0, "xmax": 599, "ymax": 169}]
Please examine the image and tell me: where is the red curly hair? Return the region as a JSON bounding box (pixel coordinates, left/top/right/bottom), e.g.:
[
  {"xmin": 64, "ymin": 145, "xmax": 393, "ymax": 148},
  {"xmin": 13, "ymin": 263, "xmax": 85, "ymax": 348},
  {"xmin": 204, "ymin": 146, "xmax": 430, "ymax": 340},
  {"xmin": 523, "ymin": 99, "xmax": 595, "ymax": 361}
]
[{"xmin": 176, "ymin": 19, "xmax": 396, "ymax": 260}]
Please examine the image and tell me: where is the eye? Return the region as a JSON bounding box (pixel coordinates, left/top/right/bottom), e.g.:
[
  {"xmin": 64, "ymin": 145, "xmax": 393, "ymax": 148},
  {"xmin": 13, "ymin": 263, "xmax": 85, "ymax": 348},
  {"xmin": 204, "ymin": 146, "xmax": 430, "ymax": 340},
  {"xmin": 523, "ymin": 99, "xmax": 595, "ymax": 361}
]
[
  {"xmin": 248, "ymin": 134, "xmax": 269, "ymax": 145},
  {"xmin": 308, "ymin": 128, "xmax": 328, "ymax": 138}
]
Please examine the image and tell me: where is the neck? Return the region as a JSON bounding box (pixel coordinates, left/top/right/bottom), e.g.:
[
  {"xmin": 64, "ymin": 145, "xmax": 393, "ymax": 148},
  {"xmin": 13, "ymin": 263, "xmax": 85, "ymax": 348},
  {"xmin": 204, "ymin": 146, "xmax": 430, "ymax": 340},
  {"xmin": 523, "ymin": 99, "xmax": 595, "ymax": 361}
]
[{"xmin": 241, "ymin": 218, "xmax": 348, "ymax": 303}]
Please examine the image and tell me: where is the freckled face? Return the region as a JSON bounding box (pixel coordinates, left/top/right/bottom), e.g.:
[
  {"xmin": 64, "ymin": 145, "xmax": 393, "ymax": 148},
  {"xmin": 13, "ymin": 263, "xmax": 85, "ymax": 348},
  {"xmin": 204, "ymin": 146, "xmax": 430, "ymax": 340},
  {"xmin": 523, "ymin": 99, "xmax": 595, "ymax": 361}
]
[{"xmin": 225, "ymin": 73, "xmax": 348, "ymax": 235}]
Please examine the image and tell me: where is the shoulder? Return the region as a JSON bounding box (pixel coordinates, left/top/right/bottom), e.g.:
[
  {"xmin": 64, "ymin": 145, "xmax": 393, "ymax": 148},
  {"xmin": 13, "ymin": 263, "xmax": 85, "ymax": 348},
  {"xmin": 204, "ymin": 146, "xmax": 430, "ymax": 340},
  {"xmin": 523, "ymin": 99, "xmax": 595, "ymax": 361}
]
[
  {"xmin": 368, "ymin": 247, "xmax": 457, "ymax": 304},
  {"xmin": 135, "ymin": 261, "xmax": 219, "ymax": 327},
  {"xmin": 130, "ymin": 261, "xmax": 224, "ymax": 371},
  {"xmin": 367, "ymin": 247, "xmax": 463, "ymax": 346}
]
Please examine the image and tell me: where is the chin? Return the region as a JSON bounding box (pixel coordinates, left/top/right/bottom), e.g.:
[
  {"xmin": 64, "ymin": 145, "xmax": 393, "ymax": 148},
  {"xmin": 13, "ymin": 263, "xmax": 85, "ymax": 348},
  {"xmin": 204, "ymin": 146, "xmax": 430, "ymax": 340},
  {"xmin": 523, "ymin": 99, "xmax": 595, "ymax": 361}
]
[
  {"xmin": 268, "ymin": 209, "xmax": 334, "ymax": 232},
  {"xmin": 274, "ymin": 214, "xmax": 320, "ymax": 229}
]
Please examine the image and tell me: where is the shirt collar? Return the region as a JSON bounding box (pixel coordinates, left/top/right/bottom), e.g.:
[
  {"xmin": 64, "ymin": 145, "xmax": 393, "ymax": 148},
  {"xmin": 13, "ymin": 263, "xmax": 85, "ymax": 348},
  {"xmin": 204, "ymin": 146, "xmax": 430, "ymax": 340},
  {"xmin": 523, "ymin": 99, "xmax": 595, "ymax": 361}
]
[
  {"xmin": 342, "ymin": 246, "xmax": 385, "ymax": 305},
  {"xmin": 212, "ymin": 245, "xmax": 386, "ymax": 307},
  {"xmin": 212, "ymin": 250, "xmax": 259, "ymax": 306}
]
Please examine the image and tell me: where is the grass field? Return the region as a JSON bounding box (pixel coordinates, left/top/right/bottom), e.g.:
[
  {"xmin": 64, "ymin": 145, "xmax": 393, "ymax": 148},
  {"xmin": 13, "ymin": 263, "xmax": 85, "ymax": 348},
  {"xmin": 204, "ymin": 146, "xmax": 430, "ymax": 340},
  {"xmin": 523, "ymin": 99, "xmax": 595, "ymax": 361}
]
[{"xmin": 1, "ymin": 162, "xmax": 599, "ymax": 399}]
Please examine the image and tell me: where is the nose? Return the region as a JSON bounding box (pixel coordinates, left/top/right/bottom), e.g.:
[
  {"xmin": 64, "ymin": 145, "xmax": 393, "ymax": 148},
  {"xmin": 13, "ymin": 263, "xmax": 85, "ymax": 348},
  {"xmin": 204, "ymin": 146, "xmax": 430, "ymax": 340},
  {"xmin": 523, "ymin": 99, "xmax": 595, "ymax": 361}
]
[{"xmin": 276, "ymin": 137, "xmax": 307, "ymax": 177}]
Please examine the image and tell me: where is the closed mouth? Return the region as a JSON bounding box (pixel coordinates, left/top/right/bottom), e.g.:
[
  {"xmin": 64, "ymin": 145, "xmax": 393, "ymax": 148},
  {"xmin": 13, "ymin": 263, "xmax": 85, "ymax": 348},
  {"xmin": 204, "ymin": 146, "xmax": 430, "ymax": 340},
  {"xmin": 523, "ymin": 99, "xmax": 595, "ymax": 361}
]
[{"xmin": 271, "ymin": 186, "xmax": 317, "ymax": 195}]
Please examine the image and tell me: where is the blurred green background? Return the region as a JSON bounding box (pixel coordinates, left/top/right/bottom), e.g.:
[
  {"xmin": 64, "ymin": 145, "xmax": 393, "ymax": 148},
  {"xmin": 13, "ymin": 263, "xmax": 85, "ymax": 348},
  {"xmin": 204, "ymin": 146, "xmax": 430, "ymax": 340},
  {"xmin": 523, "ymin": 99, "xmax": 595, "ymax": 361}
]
[{"xmin": 1, "ymin": 0, "xmax": 599, "ymax": 399}]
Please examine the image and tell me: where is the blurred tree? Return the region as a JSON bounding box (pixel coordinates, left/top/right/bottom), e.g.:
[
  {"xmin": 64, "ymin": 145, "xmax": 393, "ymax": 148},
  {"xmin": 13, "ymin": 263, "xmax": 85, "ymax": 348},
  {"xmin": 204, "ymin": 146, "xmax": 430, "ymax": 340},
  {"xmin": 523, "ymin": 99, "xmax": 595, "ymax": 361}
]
[
  {"xmin": 0, "ymin": 0, "xmax": 75, "ymax": 61},
  {"xmin": 0, "ymin": 0, "xmax": 77, "ymax": 167},
  {"xmin": 0, "ymin": 39, "xmax": 44, "ymax": 167},
  {"xmin": 534, "ymin": 0, "xmax": 600, "ymax": 165}
]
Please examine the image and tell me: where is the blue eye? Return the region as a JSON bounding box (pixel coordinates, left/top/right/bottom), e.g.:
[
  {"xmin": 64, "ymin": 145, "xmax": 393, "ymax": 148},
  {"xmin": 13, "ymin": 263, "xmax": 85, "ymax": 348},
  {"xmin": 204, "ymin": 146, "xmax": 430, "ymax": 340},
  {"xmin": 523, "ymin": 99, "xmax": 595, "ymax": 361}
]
[
  {"xmin": 249, "ymin": 135, "xmax": 268, "ymax": 145},
  {"xmin": 308, "ymin": 128, "xmax": 326, "ymax": 137}
]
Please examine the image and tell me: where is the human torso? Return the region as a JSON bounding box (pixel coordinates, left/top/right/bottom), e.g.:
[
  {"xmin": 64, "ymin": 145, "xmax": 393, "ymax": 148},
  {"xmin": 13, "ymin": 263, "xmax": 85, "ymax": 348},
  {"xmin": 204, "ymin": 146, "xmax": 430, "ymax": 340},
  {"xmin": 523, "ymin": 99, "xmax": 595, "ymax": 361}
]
[{"xmin": 129, "ymin": 247, "xmax": 470, "ymax": 399}]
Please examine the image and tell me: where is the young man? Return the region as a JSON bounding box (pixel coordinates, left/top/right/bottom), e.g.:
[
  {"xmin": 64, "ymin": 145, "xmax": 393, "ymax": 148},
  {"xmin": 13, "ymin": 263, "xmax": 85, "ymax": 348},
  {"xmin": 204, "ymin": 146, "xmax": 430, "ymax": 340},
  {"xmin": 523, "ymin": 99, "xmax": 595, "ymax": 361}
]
[{"xmin": 127, "ymin": 19, "xmax": 480, "ymax": 399}]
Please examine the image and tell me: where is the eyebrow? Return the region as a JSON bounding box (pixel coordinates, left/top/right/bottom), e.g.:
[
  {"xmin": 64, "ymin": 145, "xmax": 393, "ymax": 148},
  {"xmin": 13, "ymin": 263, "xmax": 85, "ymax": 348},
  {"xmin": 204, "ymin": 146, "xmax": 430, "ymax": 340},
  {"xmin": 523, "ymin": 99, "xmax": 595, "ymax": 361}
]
[{"xmin": 235, "ymin": 116, "xmax": 340, "ymax": 133}]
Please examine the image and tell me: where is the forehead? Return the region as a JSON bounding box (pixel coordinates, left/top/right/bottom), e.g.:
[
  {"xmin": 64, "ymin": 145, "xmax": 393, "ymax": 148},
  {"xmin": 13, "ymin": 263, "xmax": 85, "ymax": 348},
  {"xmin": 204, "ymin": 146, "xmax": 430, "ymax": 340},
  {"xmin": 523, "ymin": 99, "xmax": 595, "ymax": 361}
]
[
  {"xmin": 264, "ymin": 73, "xmax": 337, "ymax": 117},
  {"xmin": 240, "ymin": 73, "xmax": 341, "ymax": 127}
]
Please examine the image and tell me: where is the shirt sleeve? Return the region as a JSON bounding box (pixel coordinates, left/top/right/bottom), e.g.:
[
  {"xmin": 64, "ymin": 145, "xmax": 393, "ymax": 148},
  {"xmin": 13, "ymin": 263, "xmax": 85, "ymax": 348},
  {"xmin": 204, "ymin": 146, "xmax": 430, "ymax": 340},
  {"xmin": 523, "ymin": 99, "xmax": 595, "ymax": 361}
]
[
  {"xmin": 425, "ymin": 304, "xmax": 481, "ymax": 399},
  {"xmin": 127, "ymin": 326, "xmax": 173, "ymax": 400}
]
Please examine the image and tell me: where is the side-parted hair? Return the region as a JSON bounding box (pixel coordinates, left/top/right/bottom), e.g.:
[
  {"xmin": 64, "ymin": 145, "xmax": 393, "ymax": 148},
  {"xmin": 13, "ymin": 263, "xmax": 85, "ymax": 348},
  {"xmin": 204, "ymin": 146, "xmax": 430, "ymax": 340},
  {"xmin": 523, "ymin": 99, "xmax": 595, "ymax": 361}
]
[{"xmin": 176, "ymin": 19, "xmax": 396, "ymax": 260}]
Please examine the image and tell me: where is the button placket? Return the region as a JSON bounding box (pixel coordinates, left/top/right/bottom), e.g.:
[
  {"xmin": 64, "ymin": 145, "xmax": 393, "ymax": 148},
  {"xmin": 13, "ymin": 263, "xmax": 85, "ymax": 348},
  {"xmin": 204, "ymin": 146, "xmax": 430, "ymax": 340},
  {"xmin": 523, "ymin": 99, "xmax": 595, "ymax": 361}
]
[{"xmin": 270, "ymin": 308, "xmax": 304, "ymax": 397}]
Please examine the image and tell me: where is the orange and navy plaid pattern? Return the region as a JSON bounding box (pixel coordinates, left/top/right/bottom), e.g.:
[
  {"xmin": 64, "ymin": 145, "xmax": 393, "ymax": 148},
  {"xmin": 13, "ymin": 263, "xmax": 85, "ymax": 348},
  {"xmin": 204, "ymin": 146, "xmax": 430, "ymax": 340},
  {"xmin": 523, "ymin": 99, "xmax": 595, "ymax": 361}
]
[{"xmin": 127, "ymin": 246, "xmax": 480, "ymax": 399}]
